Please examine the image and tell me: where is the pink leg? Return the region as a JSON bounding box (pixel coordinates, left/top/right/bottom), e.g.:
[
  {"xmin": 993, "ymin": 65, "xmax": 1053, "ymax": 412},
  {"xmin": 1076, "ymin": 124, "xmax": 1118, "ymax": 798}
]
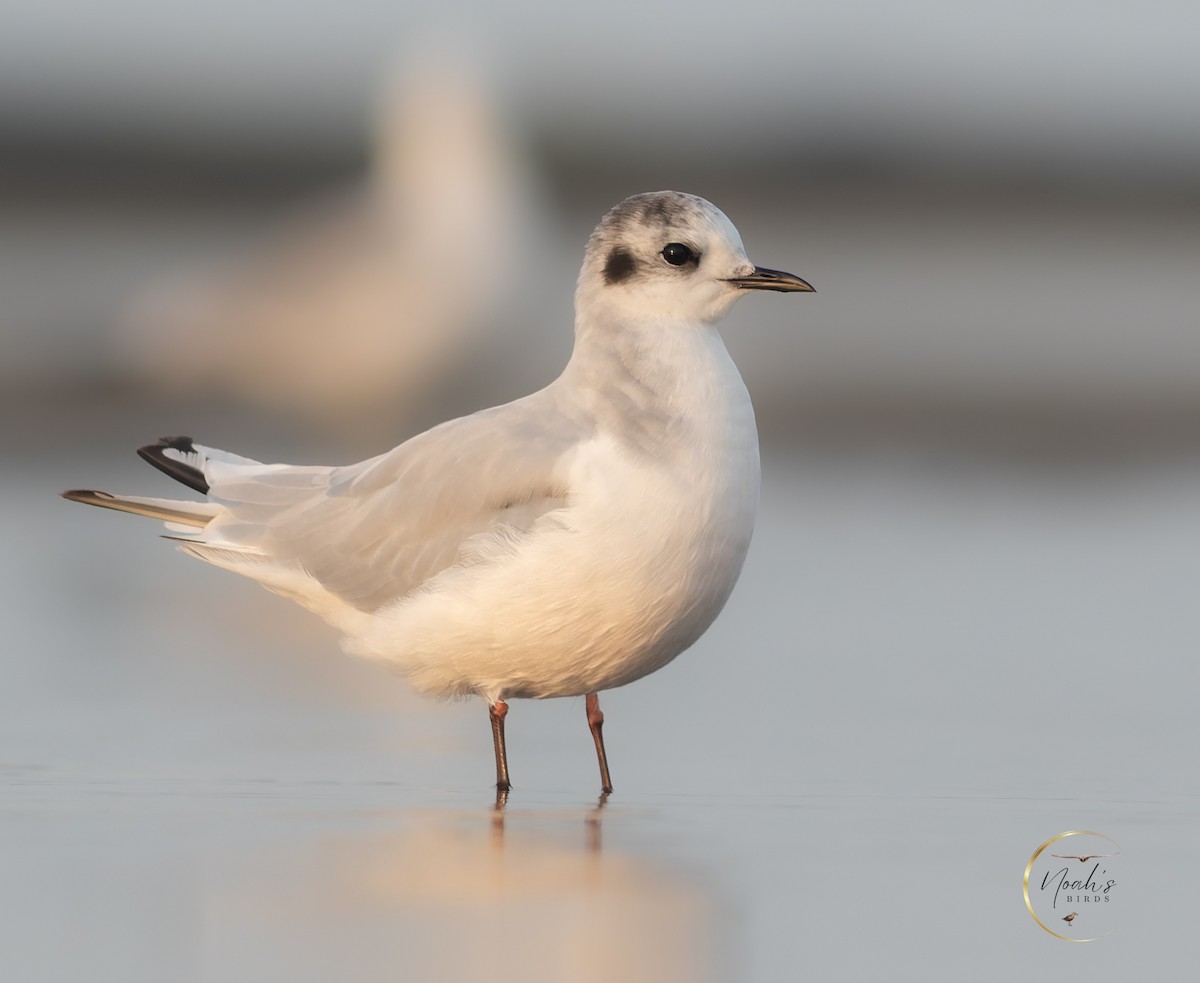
[
  {"xmin": 586, "ymin": 692, "xmax": 614, "ymax": 794},
  {"xmin": 489, "ymin": 700, "xmax": 511, "ymax": 794}
]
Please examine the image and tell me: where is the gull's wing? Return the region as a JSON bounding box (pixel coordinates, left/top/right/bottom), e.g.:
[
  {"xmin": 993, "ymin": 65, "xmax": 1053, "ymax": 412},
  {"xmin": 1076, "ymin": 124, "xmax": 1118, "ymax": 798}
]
[{"xmin": 195, "ymin": 389, "xmax": 592, "ymax": 612}]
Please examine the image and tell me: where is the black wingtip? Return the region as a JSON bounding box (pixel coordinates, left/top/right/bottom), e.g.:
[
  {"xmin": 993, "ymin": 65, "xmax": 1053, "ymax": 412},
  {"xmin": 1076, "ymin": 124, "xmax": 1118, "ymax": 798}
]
[{"xmin": 137, "ymin": 435, "xmax": 210, "ymax": 494}]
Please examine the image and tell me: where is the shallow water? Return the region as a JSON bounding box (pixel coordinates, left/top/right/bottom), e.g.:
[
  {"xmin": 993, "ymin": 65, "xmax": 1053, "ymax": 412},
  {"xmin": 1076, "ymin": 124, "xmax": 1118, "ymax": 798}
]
[{"xmin": 3, "ymin": 431, "xmax": 1197, "ymax": 980}]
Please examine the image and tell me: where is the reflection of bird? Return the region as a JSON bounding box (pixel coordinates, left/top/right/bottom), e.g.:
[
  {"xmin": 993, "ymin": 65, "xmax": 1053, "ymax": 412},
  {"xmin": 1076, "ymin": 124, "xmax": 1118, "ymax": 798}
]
[
  {"xmin": 119, "ymin": 45, "xmax": 539, "ymax": 431},
  {"xmin": 1062, "ymin": 912, "xmax": 1079, "ymax": 926},
  {"xmin": 1052, "ymin": 854, "xmax": 1119, "ymax": 862},
  {"xmin": 64, "ymin": 192, "xmax": 813, "ymax": 797}
]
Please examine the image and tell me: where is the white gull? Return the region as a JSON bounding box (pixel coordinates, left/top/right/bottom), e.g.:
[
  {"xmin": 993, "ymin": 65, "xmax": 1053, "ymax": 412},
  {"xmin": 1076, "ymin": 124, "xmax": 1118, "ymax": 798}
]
[{"xmin": 64, "ymin": 190, "xmax": 814, "ymax": 796}]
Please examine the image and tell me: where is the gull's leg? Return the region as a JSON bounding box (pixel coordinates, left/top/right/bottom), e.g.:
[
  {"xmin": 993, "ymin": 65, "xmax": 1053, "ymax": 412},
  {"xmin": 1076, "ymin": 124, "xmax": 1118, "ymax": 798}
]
[
  {"xmin": 585, "ymin": 692, "xmax": 614, "ymax": 795},
  {"xmin": 489, "ymin": 699, "xmax": 511, "ymax": 795}
]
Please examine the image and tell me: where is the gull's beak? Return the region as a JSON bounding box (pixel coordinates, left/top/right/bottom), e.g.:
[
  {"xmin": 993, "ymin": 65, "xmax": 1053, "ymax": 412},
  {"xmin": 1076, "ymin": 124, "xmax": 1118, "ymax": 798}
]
[{"xmin": 726, "ymin": 266, "xmax": 815, "ymax": 293}]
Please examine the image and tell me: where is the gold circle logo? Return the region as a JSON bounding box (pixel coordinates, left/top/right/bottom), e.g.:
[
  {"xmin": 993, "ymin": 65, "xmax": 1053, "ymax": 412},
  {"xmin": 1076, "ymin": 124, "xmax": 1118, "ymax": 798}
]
[{"xmin": 1023, "ymin": 831, "xmax": 1121, "ymax": 941}]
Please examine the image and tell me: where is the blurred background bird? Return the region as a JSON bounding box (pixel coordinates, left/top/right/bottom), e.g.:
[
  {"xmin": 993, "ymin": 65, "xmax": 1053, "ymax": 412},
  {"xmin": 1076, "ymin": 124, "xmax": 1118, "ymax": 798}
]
[{"xmin": 113, "ymin": 41, "xmax": 547, "ymax": 440}]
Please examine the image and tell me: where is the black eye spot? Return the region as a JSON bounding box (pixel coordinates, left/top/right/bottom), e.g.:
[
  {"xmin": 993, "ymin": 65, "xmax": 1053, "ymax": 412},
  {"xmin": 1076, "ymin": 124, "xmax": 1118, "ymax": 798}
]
[
  {"xmin": 661, "ymin": 242, "xmax": 696, "ymax": 267},
  {"xmin": 603, "ymin": 247, "xmax": 638, "ymax": 285}
]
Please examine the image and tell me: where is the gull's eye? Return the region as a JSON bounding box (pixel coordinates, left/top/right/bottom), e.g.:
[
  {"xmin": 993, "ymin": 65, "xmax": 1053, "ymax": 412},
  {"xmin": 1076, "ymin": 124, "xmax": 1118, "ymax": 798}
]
[{"xmin": 661, "ymin": 242, "xmax": 695, "ymax": 267}]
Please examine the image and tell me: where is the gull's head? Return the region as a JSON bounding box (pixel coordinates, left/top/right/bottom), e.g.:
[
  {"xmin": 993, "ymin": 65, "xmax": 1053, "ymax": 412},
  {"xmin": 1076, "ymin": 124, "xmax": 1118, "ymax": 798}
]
[{"xmin": 576, "ymin": 191, "xmax": 813, "ymax": 325}]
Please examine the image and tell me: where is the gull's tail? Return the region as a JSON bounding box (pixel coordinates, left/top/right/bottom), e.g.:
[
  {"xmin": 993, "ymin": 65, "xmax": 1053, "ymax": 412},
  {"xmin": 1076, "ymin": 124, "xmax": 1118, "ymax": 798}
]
[
  {"xmin": 59, "ymin": 435, "xmax": 256, "ymax": 532},
  {"xmin": 60, "ymin": 435, "xmax": 356, "ymax": 625},
  {"xmin": 59, "ymin": 488, "xmax": 217, "ymax": 529}
]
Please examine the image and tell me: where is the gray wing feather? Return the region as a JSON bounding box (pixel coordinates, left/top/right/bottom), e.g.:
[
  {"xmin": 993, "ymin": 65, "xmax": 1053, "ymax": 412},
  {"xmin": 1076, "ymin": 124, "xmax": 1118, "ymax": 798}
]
[{"xmin": 202, "ymin": 389, "xmax": 593, "ymax": 611}]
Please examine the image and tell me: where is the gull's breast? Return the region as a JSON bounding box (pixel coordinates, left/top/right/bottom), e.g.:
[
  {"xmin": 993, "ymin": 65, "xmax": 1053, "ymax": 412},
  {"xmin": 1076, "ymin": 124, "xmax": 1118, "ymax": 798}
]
[
  {"xmin": 566, "ymin": 337, "xmax": 762, "ymax": 688},
  {"xmin": 345, "ymin": 330, "xmax": 761, "ymax": 701}
]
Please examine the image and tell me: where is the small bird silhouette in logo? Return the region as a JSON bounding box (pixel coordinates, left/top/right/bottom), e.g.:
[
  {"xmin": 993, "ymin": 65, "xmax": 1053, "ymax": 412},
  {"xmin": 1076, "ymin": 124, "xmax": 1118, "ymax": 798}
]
[
  {"xmin": 1062, "ymin": 912, "xmax": 1079, "ymax": 926},
  {"xmin": 1052, "ymin": 853, "xmax": 1119, "ymax": 862}
]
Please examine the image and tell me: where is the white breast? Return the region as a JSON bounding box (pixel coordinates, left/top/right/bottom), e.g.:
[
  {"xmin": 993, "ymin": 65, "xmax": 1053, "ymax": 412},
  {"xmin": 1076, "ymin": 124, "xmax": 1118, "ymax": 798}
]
[{"xmin": 344, "ymin": 323, "xmax": 760, "ymax": 703}]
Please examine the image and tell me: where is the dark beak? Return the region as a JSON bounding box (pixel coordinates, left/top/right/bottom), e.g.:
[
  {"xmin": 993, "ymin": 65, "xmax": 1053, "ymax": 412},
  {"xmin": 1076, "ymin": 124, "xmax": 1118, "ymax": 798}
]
[{"xmin": 726, "ymin": 266, "xmax": 815, "ymax": 293}]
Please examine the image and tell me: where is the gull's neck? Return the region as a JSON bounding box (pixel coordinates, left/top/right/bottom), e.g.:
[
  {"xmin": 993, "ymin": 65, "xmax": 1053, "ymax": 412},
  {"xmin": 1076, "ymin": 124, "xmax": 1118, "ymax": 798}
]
[
  {"xmin": 568, "ymin": 303, "xmax": 720, "ymax": 396},
  {"xmin": 556, "ymin": 300, "xmax": 753, "ymax": 461}
]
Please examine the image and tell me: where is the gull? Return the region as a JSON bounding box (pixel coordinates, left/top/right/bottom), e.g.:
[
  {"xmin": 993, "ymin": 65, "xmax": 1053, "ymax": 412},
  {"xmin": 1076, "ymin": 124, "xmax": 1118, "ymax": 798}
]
[{"xmin": 63, "ymin": 191, "xmax": 814, "ymax": 797}]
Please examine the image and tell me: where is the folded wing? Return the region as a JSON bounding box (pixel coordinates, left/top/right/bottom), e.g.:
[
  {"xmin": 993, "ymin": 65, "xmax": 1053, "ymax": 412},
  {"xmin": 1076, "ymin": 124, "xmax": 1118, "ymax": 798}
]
[{"xmin": 187, "ymin": 391, "xmax": 589, "ymax": 612}]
